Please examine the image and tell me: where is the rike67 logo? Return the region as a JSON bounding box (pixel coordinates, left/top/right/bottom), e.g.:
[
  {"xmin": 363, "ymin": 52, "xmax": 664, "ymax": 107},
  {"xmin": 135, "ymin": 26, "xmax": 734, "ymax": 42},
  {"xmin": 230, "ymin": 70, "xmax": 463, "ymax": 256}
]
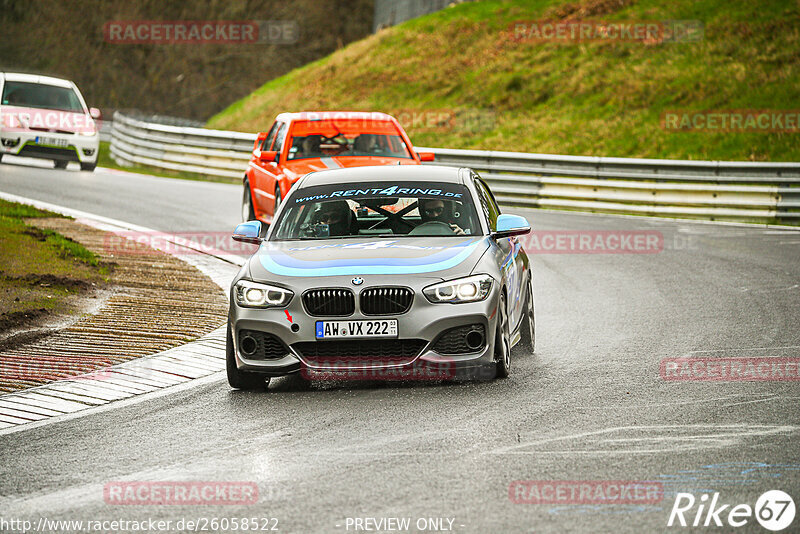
[{"xmin": 668, "ymin": 490, "xmax": 795, "ymax": 531}]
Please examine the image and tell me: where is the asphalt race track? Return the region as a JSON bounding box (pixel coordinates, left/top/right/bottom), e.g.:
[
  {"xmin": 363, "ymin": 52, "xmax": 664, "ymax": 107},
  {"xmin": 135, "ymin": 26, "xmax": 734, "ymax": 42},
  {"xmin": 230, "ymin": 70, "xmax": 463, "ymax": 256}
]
[{"xmin": 1, "ymin": 159, "xmax": 799, "ymax": 533}]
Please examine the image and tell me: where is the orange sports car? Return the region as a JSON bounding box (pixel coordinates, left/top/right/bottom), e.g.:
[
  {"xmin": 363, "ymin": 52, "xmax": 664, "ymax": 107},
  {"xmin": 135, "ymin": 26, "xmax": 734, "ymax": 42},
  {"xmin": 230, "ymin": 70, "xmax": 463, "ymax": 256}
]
[{"xmin": 242, "ymin": 111, "xmax": 434, "ymax": 224}]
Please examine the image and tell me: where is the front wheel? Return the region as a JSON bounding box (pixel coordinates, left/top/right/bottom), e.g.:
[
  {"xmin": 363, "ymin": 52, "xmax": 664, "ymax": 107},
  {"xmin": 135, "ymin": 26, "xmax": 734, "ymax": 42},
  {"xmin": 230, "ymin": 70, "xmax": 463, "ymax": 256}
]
[
  {"xmin": 517, "ymin": 276, "xmax": 535, "ymax": 354},
  {"xmin": 80, "ymin": 162, "xmax": 96, "ymax": 172},
  {"xmin": 226, "ymin": 324, "xmax": 270, "ymax": 390},
  {"xmin": 274, "ymin": 184, "xmax": 282, "ymax": 214},
  {"xmin": 494, "ymin": 293, "xmax": 511, "ymax": 379},
  {"xmin": 242, "ymin": 180, "xmax": 256, "ymax": 222}
]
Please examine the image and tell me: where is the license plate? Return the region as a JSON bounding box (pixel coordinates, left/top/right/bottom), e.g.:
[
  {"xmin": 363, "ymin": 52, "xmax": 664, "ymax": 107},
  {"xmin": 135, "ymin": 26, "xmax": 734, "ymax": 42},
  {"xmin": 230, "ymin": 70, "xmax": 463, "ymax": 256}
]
[
  {"xmin": 35, "ymin": 136, "xmax": 68, "ymax": 148},
  {"xmin": 316, "ymin": 319, "xmax": 398, "ymax": 339}
]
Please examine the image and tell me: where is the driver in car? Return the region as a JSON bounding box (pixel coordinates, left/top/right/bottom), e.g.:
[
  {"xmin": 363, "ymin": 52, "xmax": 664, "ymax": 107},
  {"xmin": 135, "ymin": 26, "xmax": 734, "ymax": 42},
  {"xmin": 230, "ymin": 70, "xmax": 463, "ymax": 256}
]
[
  {"xmin": 312, "ymin": 200, "xmax": 355, "ymax": 237},
  {"xmin": 419, "ymin": 198, "xmax": 466, "ymax": 235}
]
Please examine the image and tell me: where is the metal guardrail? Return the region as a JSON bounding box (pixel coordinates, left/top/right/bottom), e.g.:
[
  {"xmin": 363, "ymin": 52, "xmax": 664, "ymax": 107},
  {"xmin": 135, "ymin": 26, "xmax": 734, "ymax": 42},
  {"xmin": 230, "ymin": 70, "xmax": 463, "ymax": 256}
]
[{"xmin": 110, "ymin": 111, "xmax": 800, "ymax": 223}]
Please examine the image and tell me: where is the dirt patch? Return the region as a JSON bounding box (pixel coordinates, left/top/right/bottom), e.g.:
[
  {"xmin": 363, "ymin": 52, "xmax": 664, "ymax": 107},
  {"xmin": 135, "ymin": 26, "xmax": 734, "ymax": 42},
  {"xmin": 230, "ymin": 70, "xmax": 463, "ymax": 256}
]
[
  {"xmin": 0, "ymin": 308, "xmax": 49, "ymax": 333},
  {"xmin": 3, "ymin": 272, "xmax": 95, "ymax": 291},
  {"xmin": 0, "ymin": 218, "xmax": 228, "ymax": 393},
  {"xmin": 547, "ymin": 0, "xmax": 635, "ymax": 19}
]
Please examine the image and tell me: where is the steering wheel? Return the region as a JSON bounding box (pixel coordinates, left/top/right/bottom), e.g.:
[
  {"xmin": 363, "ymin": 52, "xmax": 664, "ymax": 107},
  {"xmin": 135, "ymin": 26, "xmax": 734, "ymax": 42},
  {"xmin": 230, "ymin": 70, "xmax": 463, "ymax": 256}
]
[{"xmin": 408, "ymin": 221, "xmax": 456, "ymax": 236}]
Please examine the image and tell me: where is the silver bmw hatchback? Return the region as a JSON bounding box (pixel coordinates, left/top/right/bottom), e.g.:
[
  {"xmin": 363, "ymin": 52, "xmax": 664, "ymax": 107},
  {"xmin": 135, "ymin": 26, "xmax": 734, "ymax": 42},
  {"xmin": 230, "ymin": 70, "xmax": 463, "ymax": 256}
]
[{"xmin": 226, "ymin": 165, "xmax": 534, "ymax": 389}]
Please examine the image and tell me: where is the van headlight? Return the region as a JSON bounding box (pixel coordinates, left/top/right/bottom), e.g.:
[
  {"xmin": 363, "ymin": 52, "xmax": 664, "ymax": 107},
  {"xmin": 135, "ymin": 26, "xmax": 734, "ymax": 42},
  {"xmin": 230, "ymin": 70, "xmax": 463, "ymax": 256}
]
[
  {"xmin": 234, "ymin": 280, "xmax": 293, "ymax": 308},
  {"xmin": 423, "ymin": 274, "xmax": 493, "ymax": 303}
]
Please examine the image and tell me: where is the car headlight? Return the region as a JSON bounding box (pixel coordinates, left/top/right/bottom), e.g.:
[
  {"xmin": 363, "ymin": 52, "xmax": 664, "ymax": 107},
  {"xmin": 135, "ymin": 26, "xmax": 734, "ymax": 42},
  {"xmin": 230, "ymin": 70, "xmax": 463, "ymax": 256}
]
[
  {"xmin": 234, "ymin": 280, "xmax": 293, "ymax": 308},
  {"xmin": 423, "ymin": 274, "xmax": 493, "ymax": 304}
]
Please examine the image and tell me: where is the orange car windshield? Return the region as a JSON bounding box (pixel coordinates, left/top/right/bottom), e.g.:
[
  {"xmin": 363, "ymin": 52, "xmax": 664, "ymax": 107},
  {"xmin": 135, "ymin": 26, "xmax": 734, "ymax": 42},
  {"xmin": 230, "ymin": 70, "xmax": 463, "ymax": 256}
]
[{"xmin": 287, "ymin": 120, "xmax": 412, "ymax": 160}]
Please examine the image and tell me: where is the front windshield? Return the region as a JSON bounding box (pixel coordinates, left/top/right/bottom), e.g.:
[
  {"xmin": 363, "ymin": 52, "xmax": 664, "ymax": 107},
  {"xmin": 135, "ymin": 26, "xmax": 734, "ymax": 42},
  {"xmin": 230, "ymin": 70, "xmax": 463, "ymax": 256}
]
[
  {"xmin": 286, "ymin": 119, "xmax": 412, "ymax": 160},
  {"xmin": 1, "ymin": 81, "xmax": 84, "ymax": 113},
  {"xmin": 272, "ymin": 181, "xmax": 481, "ymax": 240}
]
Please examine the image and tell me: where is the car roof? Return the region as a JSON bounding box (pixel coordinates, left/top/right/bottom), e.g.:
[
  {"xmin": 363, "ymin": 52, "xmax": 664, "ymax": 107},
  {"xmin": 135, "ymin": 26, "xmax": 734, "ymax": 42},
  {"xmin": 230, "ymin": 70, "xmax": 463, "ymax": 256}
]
[
  {"xmin": 299, "ymin": 165, "xmax": 468, "ymax": 188},
  {"xmin": 1, "ymin": 72, "xmax": 74, "ymax": 88},
  {"xmin": 275, "ymin": 111, "xmax": 397, "ymax": 124}
]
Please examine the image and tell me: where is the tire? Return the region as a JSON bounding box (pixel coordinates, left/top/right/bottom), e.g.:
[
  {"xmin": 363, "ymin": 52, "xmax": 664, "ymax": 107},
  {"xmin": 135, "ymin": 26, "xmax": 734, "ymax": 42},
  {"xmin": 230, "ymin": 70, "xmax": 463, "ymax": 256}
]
[
  {"xmin": 80, "ymin": 162, "xmax": 96, "ymax": 172},
  {"xmin": 226, "ymin": 324, "xmax": 269, "ymax": 390},
  {"xmin": 54, "ymin": 160, "xmax": 68, "ymax": 169},
  {"xmin": 518, "ymin": 276, "xmax": 535, "ymax": 354},
  {"xmin": 274, "ymin": 184, "xmax": 282, "ymax": 214},
  {"xmin": 494, "ymin": 293, "xmax": 511, "ymax": 379},
  {"xmin": 242, "ymin": 180, "xmax": 256, "ymax": 222}
]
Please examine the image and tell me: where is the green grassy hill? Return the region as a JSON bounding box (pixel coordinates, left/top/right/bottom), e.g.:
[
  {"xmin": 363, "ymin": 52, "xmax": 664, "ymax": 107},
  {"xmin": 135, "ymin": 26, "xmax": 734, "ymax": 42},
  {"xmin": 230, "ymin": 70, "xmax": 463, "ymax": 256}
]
[{"xmin": 207, "ymin": 0, "xmax": 800, "ymax": 161}]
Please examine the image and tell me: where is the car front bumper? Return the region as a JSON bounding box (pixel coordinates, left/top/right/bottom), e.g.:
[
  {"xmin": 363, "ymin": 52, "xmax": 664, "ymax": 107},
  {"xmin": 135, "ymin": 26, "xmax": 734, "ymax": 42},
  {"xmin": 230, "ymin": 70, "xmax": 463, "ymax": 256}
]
[
  {"xmin": 1, "ymin": 130, "xmax": 99, "ymax": 164},
  {"xmin": 229, "ymin": 280, "xmax": 502, "ymax": 381}
]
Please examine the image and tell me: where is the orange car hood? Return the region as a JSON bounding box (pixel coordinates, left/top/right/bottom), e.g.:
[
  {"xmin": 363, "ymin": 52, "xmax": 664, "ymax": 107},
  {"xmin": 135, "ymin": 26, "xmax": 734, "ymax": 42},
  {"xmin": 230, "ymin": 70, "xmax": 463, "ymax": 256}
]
[{"xmin": 282, "ymin": 156, "xmax": 418, "ymax": 181}]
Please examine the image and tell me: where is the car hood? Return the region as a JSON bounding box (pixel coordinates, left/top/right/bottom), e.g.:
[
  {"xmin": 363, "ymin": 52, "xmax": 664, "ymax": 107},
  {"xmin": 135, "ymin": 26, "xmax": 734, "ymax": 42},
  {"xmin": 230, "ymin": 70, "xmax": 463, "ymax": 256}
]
[
  {"xmin": 0, "ymin": 105, "xmax": 93, "ymax": 134},
  {"xmin": 248, "ymin": 236, "xmax": 490, "ymax": 281},
  {"xmin": 283, "ymin": 156, "xmax": 417, "ymax": 179}
]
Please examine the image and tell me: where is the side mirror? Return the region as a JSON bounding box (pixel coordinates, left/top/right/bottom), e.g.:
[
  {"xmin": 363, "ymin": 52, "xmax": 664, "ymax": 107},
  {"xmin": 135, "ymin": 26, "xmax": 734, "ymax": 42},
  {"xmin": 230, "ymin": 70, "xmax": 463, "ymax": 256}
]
[
  {"xmin": 416, "ymin": 151, "xmax": 435, "ymax": 162},
  {"xmin": 232, "ymin": 221, "xmax": 263, "ymax": 244},
  {"xmin": 492, "ymin": 214, "xmax": 531, "ymax": 239},
  {"xmin": 254, "ymin": 132, "xmax": 268, "ymax": 151},
  {"xmin": 89, "ymin": 107, "xmax": 102, "ymax": 120},
  {"xmin": 259, "ymin": 150, "xmax": 279, "ymax": 163}
]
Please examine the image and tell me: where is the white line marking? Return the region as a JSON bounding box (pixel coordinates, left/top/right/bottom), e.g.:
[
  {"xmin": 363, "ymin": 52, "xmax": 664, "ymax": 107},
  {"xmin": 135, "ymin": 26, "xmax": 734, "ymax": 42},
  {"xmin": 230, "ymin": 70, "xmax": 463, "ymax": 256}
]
[
  {"xmin": 487, "ymin": 424, "xmax": 799, "ymax": 456},
  {"xmin": 720, "ymin": 396, "xmax": 784, "ymax": 408},
  {"xmin": 686, "ymin": 345, "xmax": 800, "ymax": 355}
]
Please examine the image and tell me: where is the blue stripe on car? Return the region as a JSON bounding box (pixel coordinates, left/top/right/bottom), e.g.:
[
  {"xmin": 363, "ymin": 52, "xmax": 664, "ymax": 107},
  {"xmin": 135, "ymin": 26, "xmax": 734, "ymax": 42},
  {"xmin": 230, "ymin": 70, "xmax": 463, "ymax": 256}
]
[{"xmin": 259, "ymin": 240, "xmax": 484, "ymax": 276}]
